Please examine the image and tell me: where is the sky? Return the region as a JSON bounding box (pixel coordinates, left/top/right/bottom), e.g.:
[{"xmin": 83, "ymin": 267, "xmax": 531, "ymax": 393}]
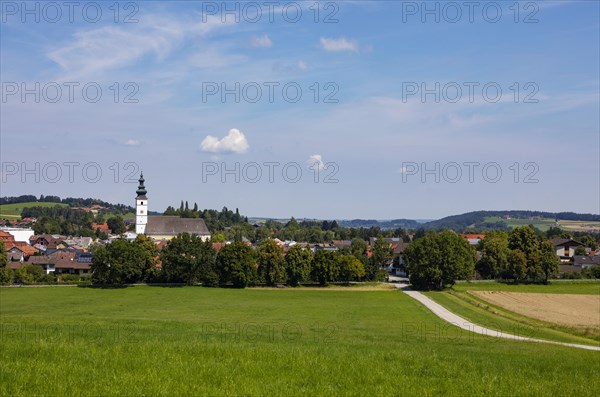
[{"xmin": 1, "ymin": 0, "xmax": 599, "ymax": 220}]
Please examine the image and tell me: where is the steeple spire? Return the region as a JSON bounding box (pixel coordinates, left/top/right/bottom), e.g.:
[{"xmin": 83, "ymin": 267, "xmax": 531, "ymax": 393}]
[{"xmin": 136, "ymin": 172, "xmax": 147, "ymax": 198}]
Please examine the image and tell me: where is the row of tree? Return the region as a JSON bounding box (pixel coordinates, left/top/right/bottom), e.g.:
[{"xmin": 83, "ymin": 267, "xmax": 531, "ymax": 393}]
[
  {"xmin": 402, "ymin": 226, "xmax": 575, "ymax": 290},
  {"xmin": 476, "ymin": 227, "xmax": 561, "ymax": 282},
  {"xmin": 90, "ymin": 234, "xmax": 393, "ymax": 287}
]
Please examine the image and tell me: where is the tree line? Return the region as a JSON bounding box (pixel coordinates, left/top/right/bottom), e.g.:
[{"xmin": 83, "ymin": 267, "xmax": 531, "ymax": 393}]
[{"xmin": 90, "ymin": 234, "xmax": 394, "ymax": 287}]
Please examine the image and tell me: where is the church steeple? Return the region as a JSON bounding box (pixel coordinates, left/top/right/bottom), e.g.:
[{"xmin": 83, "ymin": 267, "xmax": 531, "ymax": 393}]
[
  {"xmin": 136, "ymin": 172, "xmax": 147, "ymax": 199},
  {"xmin": 135, "ymin": 172, "xmax": 148, "ymax": 234}
]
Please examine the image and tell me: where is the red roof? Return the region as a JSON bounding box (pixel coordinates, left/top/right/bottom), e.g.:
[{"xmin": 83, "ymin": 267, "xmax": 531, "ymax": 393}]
[{"xmin": 461, "ymin": 234, "xmax": 486, "ymax": 240}]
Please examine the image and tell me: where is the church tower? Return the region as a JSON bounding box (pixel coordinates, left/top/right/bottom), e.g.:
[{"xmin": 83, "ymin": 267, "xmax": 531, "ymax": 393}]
[{"xmin": 135, "ymin": 173, "xmax": 148, "ymax": 234}]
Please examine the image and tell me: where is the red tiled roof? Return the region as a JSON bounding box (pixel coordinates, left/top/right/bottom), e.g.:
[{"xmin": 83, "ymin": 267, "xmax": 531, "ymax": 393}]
[{"xmin": 460, "ymin": 234, "xmax": 486, "ymax": 240}]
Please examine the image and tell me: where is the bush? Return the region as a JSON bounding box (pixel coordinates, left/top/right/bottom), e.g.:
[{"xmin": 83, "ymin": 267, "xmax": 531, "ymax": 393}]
[
  {"xmin": 201, "ymin": 271, "xmax": 220, "ymax": 287},
  {"xmin": 560, "ymin": 271, "xmax": 582, "ymax": 280},
  {"xmin": 0, "ymin": 267, "xmax": 13, "ymax": 285},
  {"xmin": 39, "ymin": 273, "xmax": 56, "ymax": 284},
  {"xmin": 375, "ymin": 269, "xmax": 389, "ymax": 282},
  {"xmin": 14, "ymin": 265, "xmax": 44, "ymax": 284},
  {"xmin": 58, "ymin": 273, "xmax": 81, "ymax": 283}
]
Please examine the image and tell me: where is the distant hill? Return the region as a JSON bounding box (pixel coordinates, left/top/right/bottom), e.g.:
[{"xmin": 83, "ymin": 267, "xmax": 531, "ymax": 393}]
[
  {"xmin": 337, "ymin": 219, "xmax": 421, "ymax": 230},
  {"xmin": 422, "ymin": 211, "xmax": 600, "ymax": 232}
]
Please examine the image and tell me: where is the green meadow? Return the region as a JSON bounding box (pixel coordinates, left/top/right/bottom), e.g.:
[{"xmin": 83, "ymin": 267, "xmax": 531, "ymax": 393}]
[
  {"xmin": 0, "ymin": 202, "xmax": 67, "ymax": 219},
  {"xmin": 1, "ymin": 286, "xmax": 599, "ymax": 396}
]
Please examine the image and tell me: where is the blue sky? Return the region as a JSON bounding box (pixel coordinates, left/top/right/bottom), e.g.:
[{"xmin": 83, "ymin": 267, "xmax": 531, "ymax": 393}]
[{"xmin": 1, "ymin": 0, "xmax": 599, "ymax": 219}]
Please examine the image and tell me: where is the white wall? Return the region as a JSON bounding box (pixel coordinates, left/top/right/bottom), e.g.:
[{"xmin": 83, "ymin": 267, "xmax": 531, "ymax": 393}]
[{"xmin": 1, "ymin": 227, "xmax": 35, "ymax": 243}]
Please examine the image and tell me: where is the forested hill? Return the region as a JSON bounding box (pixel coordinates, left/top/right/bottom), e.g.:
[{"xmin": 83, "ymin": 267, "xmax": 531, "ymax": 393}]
[
  {"xmin": 422, "ymin": 211, "xmax": 600, "ymax": 231},
  {"xmin": 337, "ymin": 219, "xmax": 421, "ymax": 229},
  {"xmin": 0, "ymin": 195, "xmax": 134, "ymax": 213}
]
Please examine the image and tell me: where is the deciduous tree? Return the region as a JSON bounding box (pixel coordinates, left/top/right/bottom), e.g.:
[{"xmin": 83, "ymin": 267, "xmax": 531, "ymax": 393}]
[
  {"xmin": 284, "ymin": 245, "xmax": 312, "ymax": 286},
  {"xmin": 216, "ymin": 242, "xmax": 257, "ymax": 288},
  {"xmin": 257, "ymin": 240, "xmax": 286, "ymax": 285},
  {"xmin": 404, "ymin": 231, "xmax": 475, "ymax": 290},
  {"xmin": 540, "ymin": 240, "xmax": 560, "ymax": 283},
  {"xmin": 312, "ymin": 250, "xmax": 340, "ymax": 285}
]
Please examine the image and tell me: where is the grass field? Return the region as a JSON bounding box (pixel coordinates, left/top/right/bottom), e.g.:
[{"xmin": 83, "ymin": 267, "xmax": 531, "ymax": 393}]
[
  {"xmin": 1, "ymin": 286, "xmax": 599, "ymax": 396},
  {"xmin": 483, "ymin": 216, "xmax": 600, "ymax": 232},
  {"xmin": 0, "ymin": 202, "xmax": 67, "ymax": 219}
]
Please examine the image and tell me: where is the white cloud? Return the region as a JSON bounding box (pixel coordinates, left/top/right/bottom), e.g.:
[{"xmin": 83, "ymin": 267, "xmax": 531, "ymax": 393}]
[
  {"xmin": 251, "ymin": 34, "xmax": 272, "ymax": 48},
  {"xmin": 47, "ymin": 14, "xmax": 227, "ymax": 79},
  {"xmin": 297, "ymin": 60, "xmax": 308, "ymax": 71},
  {"xmin": 200, "ymin": 128, "xmax": 249, "ymax": 154},
  {"xmin": 124, "ymin": 139, "xmax": 141, "ymax": 146},
  {"xmin": 319, "ymin": 37, "xmax": 359, "ymax": 53},
  {"xmin": 307, "ymin": 154, "xmax": 325, "ymax": 171}
]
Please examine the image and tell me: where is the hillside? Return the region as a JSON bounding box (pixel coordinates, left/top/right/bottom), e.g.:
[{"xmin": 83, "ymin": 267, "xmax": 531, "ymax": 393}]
[
  {"xmin": 423, "ymin": 211, "xmax": 600, "ymax": 232},
  {"xmin": 0, "ymin": 202, "xmax": 68, "ymax": 219},
  {"xmin": 337, "ymin": 219, "xmax": 421, "ymax": 230}
]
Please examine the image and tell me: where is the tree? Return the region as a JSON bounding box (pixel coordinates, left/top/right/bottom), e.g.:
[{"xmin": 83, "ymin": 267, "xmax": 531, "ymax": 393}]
[
  {"xmin": 338, "ymin": 254, "xmax": 365, "ymax": 281},
  {"xmin": 404, "ymin": 231, "xmax": 475, "ymax": 290},
  {"xmin": 160, "ymin": 233, "xmax": 216, "ymax": 285},
  {"xmin": 0, "ymin": 241, "xmax": 12, "ymax": 284},
  {"xmin": 91, "ymin": 238, "xmax": 156, "ymax": 285},
  {"xmin": 366, "ymin": 239, "xmax": 393, "ymax": 281},
  {"xmin": 477, "ymin": 235, "xmax": 509, "ymax": 279},
  {"xmin": 509, "ymin": 226, "xmax": 541, "ymax": 280},
  {"xmin": 578, "ymin": 235, "xmax": 598, "ymax": 250},
  {"xmin": 506, "ymin": 249, "xmax": 527, "ymax": 282},
  {"xmin": 216, "ymin": 242, "xmax": 257, "ymax": 288},
  {"xmin": 0, "ymin": 266, "xmax": 13, "ymax": 284},
  {"xmin": 0, "ymin": 241, "xmax": 7, "ymax": 268},
  {"xmin": 256, "ymin": 240, "xmax": 286, "ymax": 286},
  {"xmin": 349, "ymin": 238, "xmax": 368, "ymax": 260},
  {"xmin": 107, "ymin": 216, "xmax": 126, "ymax": 235},
  {"xmin": 540, "ymin": 240, "xmax": 560, "ymax": 283},
  {"xmin": 312, "ymin": 250, "xmax": 340, "ymax": 285},
  {"xmin": 546, "ymin": 227, "xmax": 571, "ymax": 239},
  {"xmin": 574, "ymin": 246, "xmax": 587, "ymax": 256},
  {"xmin": 284, "ymin": 245, "xmax": 312, "ymax": 286}
]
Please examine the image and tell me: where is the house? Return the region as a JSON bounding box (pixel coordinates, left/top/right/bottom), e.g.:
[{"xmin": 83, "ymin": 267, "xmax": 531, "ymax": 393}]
[
  {"xmin": 332, "ymin": 240, "xmax": 352, "ymax": 250},
  {"xmin": 63, "ymin": 237, "xmax": 93, "ymax": 248},
  {"xmin": 8, "ymin": 244, "xmax": 38, "ymax": 258},
  {"xmin": 0, "ymin": 227, "xmax": 35, "ymax": 243},
  {"xmin": 312, "ymin": 244, "xmax": 338, "ymax": 253},
  {"xmin": 29, "ymin": 235, "xmax": 68, "ymax": 252},
  {"xmin": 460, "ymin": 233, "xmax": 486, "ymax": 245},
  {"xmin": 10, "ymin": 251, "xmax": 92, "ymax": 275},
  {"xmin": 559, "ymin": 264, "xmax": 583, "ymax": 274},
  {"xmin": 369, "ymin": 237, "xmax": 403, "ymax": 246},
  {"xmin": 91, "ymin": 223, "xmax": 111, "ymax": 235},
  {"xmin": 572, "ymin": 255, "xmax": 600, "ymax": 269},
  {"xmin": 0, "ymin": 230, "xmax": 16, "ymax": 246},
  {"xmin": 550, "ymin": 238, "xmax": 584, "ymax": 261}
]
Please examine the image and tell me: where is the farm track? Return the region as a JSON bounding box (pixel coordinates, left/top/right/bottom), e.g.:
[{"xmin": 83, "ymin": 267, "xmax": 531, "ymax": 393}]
[{"xmin": 394, "ymin": 283, "xmax": 600, "ymax": 351}]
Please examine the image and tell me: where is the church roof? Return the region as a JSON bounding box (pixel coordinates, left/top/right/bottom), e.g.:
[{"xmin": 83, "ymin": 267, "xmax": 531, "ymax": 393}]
[{"xmin": 145, "ymin": 216, "xmax": 210, "ymax": 236}]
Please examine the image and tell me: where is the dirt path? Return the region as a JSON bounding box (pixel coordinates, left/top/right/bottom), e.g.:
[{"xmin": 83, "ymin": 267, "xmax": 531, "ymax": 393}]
[{"xmin": 393, "ymin": 283, "xmax": 600, "ymax": 351}]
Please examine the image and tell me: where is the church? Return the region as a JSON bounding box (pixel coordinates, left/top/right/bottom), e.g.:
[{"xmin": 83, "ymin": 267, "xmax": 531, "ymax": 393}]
[{"xmin": 135, "ymin": 173, "xmax": 211, "ymax": 241}]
